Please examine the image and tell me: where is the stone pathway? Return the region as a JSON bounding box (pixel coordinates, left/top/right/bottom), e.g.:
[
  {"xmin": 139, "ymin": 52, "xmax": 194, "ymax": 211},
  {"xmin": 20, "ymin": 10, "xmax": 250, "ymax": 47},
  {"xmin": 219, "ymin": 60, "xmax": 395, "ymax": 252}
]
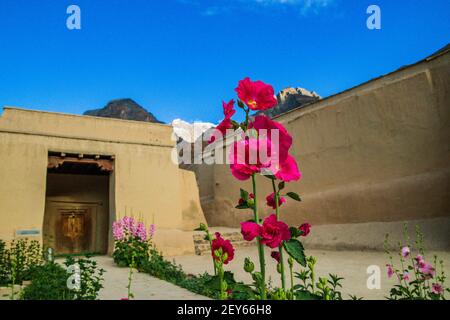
[{"xmin": 94, "ymin": 256, "xmax": 208, "ymax": 300}]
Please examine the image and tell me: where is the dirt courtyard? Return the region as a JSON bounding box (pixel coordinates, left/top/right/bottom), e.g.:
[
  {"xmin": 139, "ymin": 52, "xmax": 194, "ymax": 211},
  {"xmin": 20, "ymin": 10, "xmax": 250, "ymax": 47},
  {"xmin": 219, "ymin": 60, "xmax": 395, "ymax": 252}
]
[{"xmin": 170, "ymin": 246, "xmax": 450, "ymax": 300}]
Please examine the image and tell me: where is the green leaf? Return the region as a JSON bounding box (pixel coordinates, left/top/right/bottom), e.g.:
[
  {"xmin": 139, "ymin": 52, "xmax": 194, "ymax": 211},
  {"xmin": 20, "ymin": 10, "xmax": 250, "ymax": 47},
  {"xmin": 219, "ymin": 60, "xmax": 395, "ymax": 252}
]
[
  {"xmin": 295, "ymin": 290, "xmax": 321, "ymax": 300},
  {"xmin": 278, "ymin": 181, "xmax": 285, "ymax": 191},
  {"xmin": 235, "ymin": 204, "xmax": 249, "ymax": 210},
  {"xmin": 204, "ymin": 271, "xmax": 236, "ymax": 291},
  {"xmin": 286, "ymin": 192, "xmax": 302, "ymax": 202},
  {"xmin": 289, "ymin": 227, "xmax": 302, "ymax": 239},
  {"xmin": 263, "ymin": 174, "xmax": 276, "ymax": 180},
  {"xmin": 284, "ymin": 239, "xmax": 306, "ymax": 267},
  {"xmin": 240, "ymin": 188, "xmax": 249, "ymax": 201}
]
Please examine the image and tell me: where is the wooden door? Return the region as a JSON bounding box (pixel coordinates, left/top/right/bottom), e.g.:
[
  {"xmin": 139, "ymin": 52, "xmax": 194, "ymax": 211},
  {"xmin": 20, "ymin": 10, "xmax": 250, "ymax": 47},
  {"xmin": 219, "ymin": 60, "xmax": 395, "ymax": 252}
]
[{"xmin": 55, "ymin": 208, "xmax": 92, "ymax": 254}]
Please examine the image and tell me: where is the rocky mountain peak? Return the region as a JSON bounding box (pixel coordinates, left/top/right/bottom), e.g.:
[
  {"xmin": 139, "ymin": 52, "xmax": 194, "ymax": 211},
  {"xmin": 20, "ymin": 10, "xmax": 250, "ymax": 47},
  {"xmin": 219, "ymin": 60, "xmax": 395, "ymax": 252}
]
[{"xmin": 83, "ymin": 98, "xmax": 162, "ymax": 123}]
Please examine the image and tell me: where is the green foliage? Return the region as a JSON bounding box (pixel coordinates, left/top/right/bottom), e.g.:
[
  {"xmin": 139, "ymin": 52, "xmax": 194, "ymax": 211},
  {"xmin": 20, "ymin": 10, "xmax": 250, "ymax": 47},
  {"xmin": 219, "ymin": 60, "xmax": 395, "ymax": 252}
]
[
  {"xmin": 0, "ymin": 238, "xmax": 44, "ymax": 286},
  {"xmin": 21, "ymin": 256, "xmax": 105, "ymax": 300},
  {"xmin": 140, "ymin": 248, "xmax": 186, "ymax": 283},
  {"xmin": 293, "ymin": 256, "xmax": 348, "ymax": 300},
  {"xmin": 283, "ymin": 239, "xmax": 306, "ymax": 267},
  {"xmin": 21, "ymin": 262, "xmax": 74, "ymax": 300},
  {"xmin": 113, "ymin": 237, "xmax": 150, "ymax": 269},
  {"xmin": 64, "ymin": 256, "xmax": 105, "ymax": 300}
]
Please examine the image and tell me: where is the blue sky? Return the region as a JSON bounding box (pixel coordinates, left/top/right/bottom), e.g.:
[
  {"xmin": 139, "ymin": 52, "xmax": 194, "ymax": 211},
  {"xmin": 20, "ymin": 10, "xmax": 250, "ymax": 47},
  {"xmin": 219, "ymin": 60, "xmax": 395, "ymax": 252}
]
[{"xmin": 0, "ymin": 0, "xmax": 448, "ymax": 124}]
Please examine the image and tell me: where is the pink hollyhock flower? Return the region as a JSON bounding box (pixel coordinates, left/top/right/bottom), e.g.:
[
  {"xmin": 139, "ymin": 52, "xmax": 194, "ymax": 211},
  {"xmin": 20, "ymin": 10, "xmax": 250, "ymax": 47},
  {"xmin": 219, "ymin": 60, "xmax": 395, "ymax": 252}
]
[
  {"xmin": 419, "ymin": 262, "xmax": 435, "ymax": 279},
  {"xmin": 238, "ymin": 193, "xmax": 254, "ymax": 206},
  {"xmin": 229, "ymin": 137, "xmax": 273, "ymax": 180},
  {"xmin": 135, "ymin": 222, "xmax": 147, "ymax": 241},
  {"xmin": 386, "ymin": 264, "xmax": 394, "ymax": 278},
  {"xmin": 235, "ymin": 77, "xmax": 277, "ymax": 111},
  {"xmin": 402, "ymin": 271, "xmax": 410, "ymax": 282},
  {"xmin": 260, "ymin": 214, "xmax": 291, "ymax": 249},
  {"xmin": 401, "ymin": 246, "xmax": 410, "ymax": 258},
  {"xmin": 208, "ymin": 100, "xmax": 236, "ymax": 144},
  {"xmin": 211, "ymin": 232, "xmax": 235, "ymax": 264},
  {"xmin": 299, "ymin": 223, "xmax": 311, "ymax": 237},
  {"xmin": 249, "ymin": 115, "xmax": 292, "ymax": 162},
  {"xmin": 266, "ymin": 192, "xmax": 286, "ymax": 209},
  {"xmin": 112, "ymin": 221, "xmax": 124, "ymax": 241},
  {"xmin": 271, "ymin": 251, "xmax": 281, "ymax": 263},
  {"xmin": 273, "ymin": 154, "xmax": 302, "ymax": 182},
  {"xmin": 431, "ymin": 283, "xmax": 443, "ymax": 295},
  {"xmin": 241, "ymin": 221, "xmax": 262, "ymax": 241}
]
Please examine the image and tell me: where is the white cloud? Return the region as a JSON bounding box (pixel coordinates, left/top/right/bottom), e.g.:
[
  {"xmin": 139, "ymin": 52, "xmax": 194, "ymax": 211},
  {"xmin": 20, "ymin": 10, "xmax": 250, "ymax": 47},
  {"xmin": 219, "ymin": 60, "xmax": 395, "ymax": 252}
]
[{"xmin": 180, "ymin": 0, "xmax": 335, "ymax": 16}]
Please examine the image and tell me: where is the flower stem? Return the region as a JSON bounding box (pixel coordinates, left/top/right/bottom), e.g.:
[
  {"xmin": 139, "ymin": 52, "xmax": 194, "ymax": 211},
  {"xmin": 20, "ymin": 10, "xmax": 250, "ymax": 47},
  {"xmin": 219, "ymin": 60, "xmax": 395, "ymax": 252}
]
[
  {"xmin": 207, "ymin": 230, "xmax": 217, "ymax": 276},
  {"xmin": 272, "ymin": 179, "xmax": 286, "ymax": 291},
  {"xmin": 252, "ymin": 173, "xmax": 266, "ymax": 299},
  {"xmin": 289, "ymin": 260, "xmax": 294, "ymax": 299},
  {"xmin": 218, "ymin": 263, "xmax": 225, "ymax": 300}
]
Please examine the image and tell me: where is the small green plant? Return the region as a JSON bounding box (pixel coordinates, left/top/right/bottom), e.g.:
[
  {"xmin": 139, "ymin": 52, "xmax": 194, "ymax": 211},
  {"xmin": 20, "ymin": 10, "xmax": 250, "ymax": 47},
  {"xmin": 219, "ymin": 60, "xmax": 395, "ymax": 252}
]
[
  {"xmin": 293, "ymin": 256, "xmax": 346, "ymax": 300},
  {"xmin": 384, "ymin": 224, "xmax": 448, "ymax": 300},
  {"xmin": 64, "ymin": 256, "xmax": 105, "ymax": 300},
  {"xmin": 126, "ymin": 254, "xmax": 136, "ymax": 299}
]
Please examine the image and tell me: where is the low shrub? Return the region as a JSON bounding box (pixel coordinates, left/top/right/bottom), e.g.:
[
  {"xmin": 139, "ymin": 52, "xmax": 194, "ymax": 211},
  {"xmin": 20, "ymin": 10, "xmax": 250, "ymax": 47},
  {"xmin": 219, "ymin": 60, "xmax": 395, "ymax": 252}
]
[
  {"xmin": 21, "ymin": 256, "xmax": 105, "ymax": 300},
  {"xmin": 140, "ymin": 248, "xmax": 185, "ymax": 284},
  {"xmin": 21, "ymin": 262, "xmax": 74, "ymax": 300}
]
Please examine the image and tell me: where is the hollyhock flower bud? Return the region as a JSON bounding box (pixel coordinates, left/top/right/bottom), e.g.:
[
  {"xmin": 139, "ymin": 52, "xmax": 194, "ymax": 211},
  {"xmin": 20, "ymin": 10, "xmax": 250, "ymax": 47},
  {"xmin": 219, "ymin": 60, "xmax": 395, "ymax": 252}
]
[
  {"xmin": 299, "ymin": 223, "xmax": 311, "ymax": 237},
  {"xmin": 401, "ymin": 246, "xmax": 410, "ymax": 258},
  {"xmin": 266, "ymin": 192, "xmax": 286, "ymax": 209},
  {"xmin": 211, "ymin": 232, "xmax": 235, "ymax": 265},
  {"xmin": 386, "ymin": 264, "xmax": 394, "ymax": 278},
  {"xmin": 238, "ymin": 193, "xmax": 254, "ymax": 206},
  {"xmin": 271, "ymin": 251, "xmax": 281, "ymax": 263},
  {"xmin": 241, "ymin": 221, "xmax": 262, "ymax": 241},
  {"xmin": 149, "ymin": 224, "xmax": 156, "ymax": 238},
  {"xmin": 431, "ymin": 283, "xmax": 443, "ymax": 294},
  {"xmin": 260, "ymin": 214, "xmax": 291, "ymax": 249},
  {"xmin": 277, "ymin": 263, "xmax": 282, "ymax": 274},
  {"xmin": 235, "ymin": 77, "xmax": 277, "ymax": 111},
  {"xmin": 244, "ymin": 257, "xmax": 255, "ymax": 273}
]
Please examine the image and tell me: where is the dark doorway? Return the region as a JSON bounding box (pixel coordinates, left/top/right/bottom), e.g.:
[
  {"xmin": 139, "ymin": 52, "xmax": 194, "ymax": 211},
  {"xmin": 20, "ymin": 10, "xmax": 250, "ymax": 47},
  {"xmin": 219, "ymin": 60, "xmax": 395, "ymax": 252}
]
[{"xmin": 43, "ymin": 152, "xmax": 114, "ymax": 255}]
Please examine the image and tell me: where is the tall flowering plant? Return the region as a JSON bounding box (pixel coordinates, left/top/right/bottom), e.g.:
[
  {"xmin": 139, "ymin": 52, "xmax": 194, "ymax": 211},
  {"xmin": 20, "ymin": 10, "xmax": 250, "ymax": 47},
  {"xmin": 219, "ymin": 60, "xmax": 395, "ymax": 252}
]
[
  {"xmin": 384, "ymin": 224, "xmax": 448, "ymax": 300},
  {"xmin": 210, "ymin": 77, "xmax": 310, "ymax": 298},
  {"xmin": 112, "ymin": 216, "xmax": 155, "ymax": 268}
]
